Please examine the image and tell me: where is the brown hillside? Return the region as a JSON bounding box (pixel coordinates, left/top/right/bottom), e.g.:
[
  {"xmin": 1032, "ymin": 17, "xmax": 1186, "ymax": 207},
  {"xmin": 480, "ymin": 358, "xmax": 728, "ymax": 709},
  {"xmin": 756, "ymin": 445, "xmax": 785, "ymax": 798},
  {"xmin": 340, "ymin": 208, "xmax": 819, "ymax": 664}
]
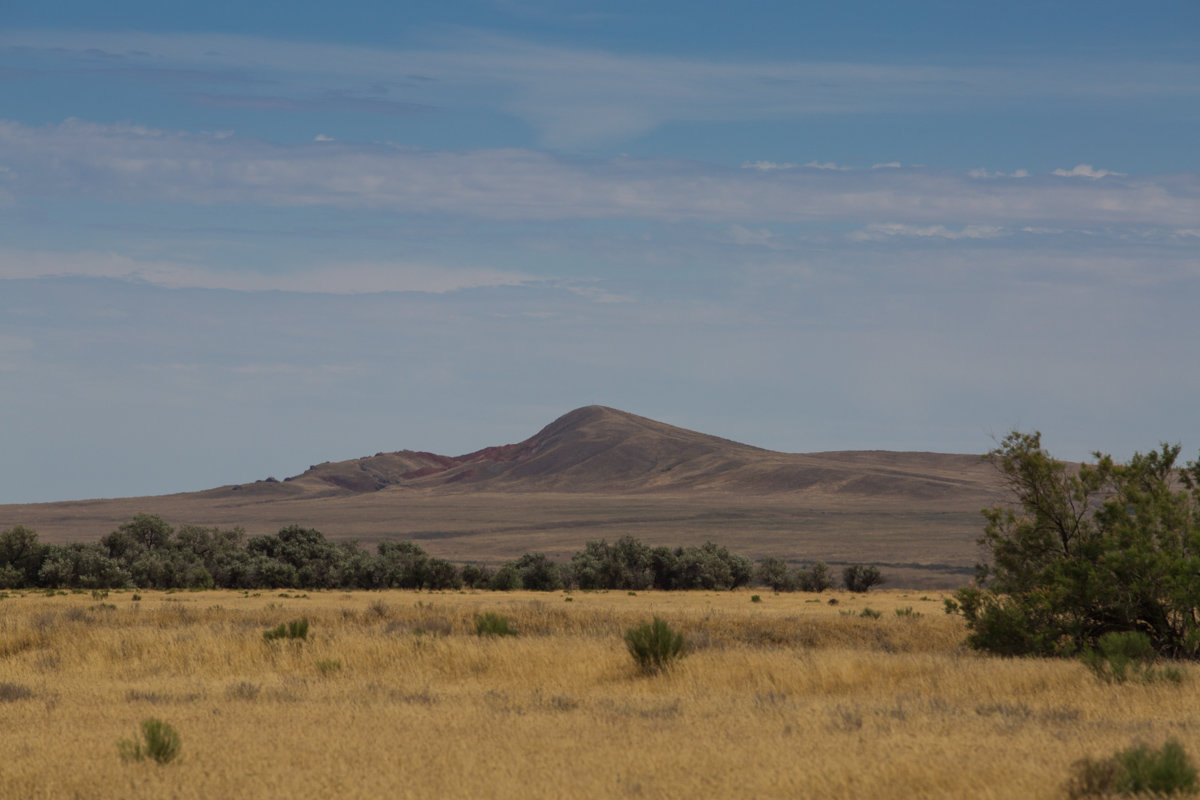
[{"xmin": 250, "ymin": 405, "xmax": 997, "ymax": 501}]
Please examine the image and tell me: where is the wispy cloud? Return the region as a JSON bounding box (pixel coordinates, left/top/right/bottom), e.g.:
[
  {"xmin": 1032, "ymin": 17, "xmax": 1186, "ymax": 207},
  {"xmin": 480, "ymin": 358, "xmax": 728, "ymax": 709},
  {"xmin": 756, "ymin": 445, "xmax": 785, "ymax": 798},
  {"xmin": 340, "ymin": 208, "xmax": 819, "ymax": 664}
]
[
  {"xmin": 1053, "ymin": 164, "xmax": 1127, "ymax": 179},
  {"xmin": 741, "ymin": 161, "xmax": 797, "ymax": 171},
  {"xmin": 849, "ymin": 223, "xmax": 1004, "ymax": 241},
  {"xmin": 969, "ymin": 168, "xmax": 1030, "ymax": 179},
  {"xmin": 5, "ymin": 29, "xmax": 1200, "ymax": 147},
  {"xmin": 3, "ymin": 120, "xmax": 1198, "ymax": 227},
  {"xmin": 0, "ymin": 249, "xmax": 537, "ymax": 294}
]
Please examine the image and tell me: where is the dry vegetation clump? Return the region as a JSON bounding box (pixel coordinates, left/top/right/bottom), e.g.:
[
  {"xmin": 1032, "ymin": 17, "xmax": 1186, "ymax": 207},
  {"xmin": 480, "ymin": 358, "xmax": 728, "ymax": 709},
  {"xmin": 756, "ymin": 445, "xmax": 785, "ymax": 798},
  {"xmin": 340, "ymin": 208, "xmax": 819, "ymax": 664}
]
[{"xmin": 0, "ymin": 588, "xmax": 1197, "ymax": 799}]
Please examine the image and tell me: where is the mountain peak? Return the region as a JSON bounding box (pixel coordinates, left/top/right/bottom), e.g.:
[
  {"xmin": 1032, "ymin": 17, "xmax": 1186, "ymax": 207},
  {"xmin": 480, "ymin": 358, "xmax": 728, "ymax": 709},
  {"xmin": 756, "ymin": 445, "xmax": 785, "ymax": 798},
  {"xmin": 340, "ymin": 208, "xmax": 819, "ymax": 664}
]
[{"xmin": 278, "ymin": 405, "xmax": 988, "ymax": 499}]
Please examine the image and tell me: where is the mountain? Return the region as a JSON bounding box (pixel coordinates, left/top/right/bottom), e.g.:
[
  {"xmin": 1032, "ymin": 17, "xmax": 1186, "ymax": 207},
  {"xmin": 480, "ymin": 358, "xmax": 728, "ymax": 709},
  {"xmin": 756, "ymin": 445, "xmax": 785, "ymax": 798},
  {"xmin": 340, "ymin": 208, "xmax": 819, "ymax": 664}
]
[
  {"xmin": 221, "ymin": 405, "xmax": 995, "ymax": 501},
  {"xmin": 0, "ymin": 406, "xmax": 1006, "ymax": 587}
]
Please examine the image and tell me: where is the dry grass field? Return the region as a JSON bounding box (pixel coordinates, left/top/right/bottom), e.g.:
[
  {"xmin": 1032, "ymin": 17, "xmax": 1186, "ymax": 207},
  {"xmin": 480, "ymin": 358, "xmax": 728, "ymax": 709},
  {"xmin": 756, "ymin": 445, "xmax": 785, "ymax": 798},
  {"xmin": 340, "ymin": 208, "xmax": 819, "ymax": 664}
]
[{"xmin": 2, "ymin": 588, "xmax": 1195, "ymax": 799}]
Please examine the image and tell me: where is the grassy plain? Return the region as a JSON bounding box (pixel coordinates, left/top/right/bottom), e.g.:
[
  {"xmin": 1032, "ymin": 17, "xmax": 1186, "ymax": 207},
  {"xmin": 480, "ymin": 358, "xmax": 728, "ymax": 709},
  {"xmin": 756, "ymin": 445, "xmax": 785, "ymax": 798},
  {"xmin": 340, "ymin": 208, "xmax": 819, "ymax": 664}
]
[{"xmin": 2, "ymin": 588, "xmax": 1192, "ymax": 799}]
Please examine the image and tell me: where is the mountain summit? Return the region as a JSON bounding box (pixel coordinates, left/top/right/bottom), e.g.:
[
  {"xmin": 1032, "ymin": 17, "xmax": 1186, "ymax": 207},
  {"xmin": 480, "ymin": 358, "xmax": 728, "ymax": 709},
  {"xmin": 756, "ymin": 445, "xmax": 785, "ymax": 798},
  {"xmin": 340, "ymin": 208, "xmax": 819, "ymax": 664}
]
[{"xmin": 283, "ymin": 405, "xmax": 990, "ymax": 499}]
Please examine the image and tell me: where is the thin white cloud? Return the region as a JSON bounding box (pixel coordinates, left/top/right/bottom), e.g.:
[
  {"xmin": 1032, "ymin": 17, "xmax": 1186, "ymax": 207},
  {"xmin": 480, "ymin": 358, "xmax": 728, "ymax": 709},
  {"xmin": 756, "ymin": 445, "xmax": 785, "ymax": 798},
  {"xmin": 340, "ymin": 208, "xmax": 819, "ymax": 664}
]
[
  {"xmin": 741, "ymin": 161, "xmax": 798, "ymax": 171},
  {"xmin": 804, "ymin": 161, "xmax": 850, "ymax": 171},
  {"xmin": 1053, "ymin": 164, "xmax": 1126, "ymax": 178},
  {"xmin": 0, "ymin": 249, "xmax": 536, "ymax": 294},
  {"xmin": 850, "ymin": 223, "xmax": 1004, "ymax": 241},
  {"xmin": 313, "ymin": 134, "xmax": 335, "ymax": 142},
  {"xmin": 969, "ymin": 168, "xmax": 1029, "ymax": 179},
  {"xmin": 4, "ymin": 120, "xmax": 1199, "ymax": 229},
  {"xmin": 872, "ymin": 162, "xmax": 902, "ymax": 169}
]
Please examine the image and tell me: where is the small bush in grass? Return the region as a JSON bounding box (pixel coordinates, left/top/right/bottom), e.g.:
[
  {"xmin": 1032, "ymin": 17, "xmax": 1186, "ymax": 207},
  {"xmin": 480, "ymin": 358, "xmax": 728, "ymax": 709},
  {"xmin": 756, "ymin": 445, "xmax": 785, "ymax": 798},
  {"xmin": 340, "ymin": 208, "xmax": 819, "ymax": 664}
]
[
  {"xmin": 750, "ymin": 595, "xmax": 762, "ymax": 603},
  {"xmin": 624, "ymin": 617, "xmax": 686, "ymax": 675},
  {"xmin": 1080, "ymin": 631, "xmax": 1182, "ymax": 684},
  {"xmin": 315, "ymin": 658, "xmax": 342, "ymax": 677},
  {"xmin": 860, "ymin": 607, "xmax": 882, "ymax": 619},
  {"xmin": 118, "ymin": 717, "xmax": 182, "ymax": 765},
  {"xmin": 263, "ymin": 618, "xmax": 309, "ymax": 642},
  {"xmin": 474, "ymin": 612, "xmax": 517, "ymax": 637},
  {"xmin": 0, "ymin": 682, "xmax": 33, "ymax": 702},
  {"xmin": 1067, "ymin": 739, "xmax": 1197, "ymax": 797}
]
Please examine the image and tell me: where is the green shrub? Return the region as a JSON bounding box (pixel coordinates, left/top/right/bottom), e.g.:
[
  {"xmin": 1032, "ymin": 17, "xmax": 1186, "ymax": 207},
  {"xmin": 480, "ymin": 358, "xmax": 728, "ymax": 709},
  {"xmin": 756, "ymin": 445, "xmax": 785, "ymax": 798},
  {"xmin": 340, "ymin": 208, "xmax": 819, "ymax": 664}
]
[
  {"xmin": 843, "ymin": 565, "xmax": 884, "ymax": 593},
  {"xmin": 1067, "ymin": 739, "xmax": 1197, "ymax": 797},
  {"xmin": 1082, "ymin": 631, "xmax": 1183, "ymax": 684},
  {"xmin": 750, "ymin": 594, "xmax": 762, "ymax": 603},
  {"xmin": 314, "ymin": 658, "xmax": 342, "ymax": 676},
  {"xmin": 624, "ymin": 616, "xmax": 686, "ymax": 675},
  {"xmin": 860, "ymin": 607, "xmax": 882, "ymax": 619},
  {"xmin": 263, "ymin": 618, "xmax": 309, "ymax": 642},
  {"xmin": 797, "ymin": 561, "xmax": 833, "ymax": 592},
  {"xmin": 1083, "ymin": 631, "xmax": 1154, "ymax": 683},
  {"xmin": 474, "ymin": 612, "xmax": 517, "ymax": 637},
  {"xmin": 118, "ymin": 717, "xmax": 182, "ymax": 765}
]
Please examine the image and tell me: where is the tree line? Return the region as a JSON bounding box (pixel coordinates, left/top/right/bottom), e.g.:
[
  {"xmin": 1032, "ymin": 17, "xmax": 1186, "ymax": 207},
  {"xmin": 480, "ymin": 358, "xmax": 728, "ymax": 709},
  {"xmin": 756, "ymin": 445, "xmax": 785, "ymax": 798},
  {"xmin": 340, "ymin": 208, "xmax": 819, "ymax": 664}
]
[{"xmin": 0, "ymin": 515, "xmax": 882, "ymax": 593}]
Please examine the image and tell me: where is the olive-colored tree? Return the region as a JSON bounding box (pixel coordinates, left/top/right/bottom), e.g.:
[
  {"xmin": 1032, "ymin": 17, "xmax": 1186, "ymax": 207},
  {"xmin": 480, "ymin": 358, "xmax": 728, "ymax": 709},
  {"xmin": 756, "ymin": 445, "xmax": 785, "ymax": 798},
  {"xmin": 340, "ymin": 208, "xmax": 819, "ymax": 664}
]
[{"xmin": 953, "ymin": 431, "xmax": 1200, "ymax": 658}]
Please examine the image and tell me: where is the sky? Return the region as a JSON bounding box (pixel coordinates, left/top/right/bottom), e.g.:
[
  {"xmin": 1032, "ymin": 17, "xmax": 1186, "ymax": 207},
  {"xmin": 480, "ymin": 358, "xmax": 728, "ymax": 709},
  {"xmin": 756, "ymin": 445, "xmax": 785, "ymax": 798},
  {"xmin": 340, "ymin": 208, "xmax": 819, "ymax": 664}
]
[{"xmin": 1, "ymin": 1, "xmax": 1199, "ymax": 503}]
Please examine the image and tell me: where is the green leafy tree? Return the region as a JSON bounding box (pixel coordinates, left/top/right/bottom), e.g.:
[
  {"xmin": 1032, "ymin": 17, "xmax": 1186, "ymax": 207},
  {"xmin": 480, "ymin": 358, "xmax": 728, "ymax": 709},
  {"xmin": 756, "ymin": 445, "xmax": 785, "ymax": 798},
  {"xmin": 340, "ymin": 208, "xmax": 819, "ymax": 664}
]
[
  {"xmin": 797, "ymin": 561, "xmax": 834, "ymax": 592},
  {"xmin": 513, "ymin": 552, "xmax": 562, "ymax": 591},
  {"xmin": 954, "ymin": 431, "xmax": 1200, "ymax": 658},
  {"xmin": 755, "ymin": 557, "xmax": 797, "ymax": 591},
  {"xmin": 0, "ymin": 525, "xmax": 46, "ymax": 588},
  {"xmin": 843, "ymin": 564, "xmax": 884, "ymax": 593}
]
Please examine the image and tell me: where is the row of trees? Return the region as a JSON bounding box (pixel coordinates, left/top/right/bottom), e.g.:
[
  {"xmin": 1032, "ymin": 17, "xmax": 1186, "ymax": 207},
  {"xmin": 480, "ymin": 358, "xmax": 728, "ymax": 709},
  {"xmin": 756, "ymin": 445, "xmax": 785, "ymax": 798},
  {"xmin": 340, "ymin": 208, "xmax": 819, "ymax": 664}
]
[{"xmin": 0, "ymin": 517, "xmax": 882, "ymax": 593}]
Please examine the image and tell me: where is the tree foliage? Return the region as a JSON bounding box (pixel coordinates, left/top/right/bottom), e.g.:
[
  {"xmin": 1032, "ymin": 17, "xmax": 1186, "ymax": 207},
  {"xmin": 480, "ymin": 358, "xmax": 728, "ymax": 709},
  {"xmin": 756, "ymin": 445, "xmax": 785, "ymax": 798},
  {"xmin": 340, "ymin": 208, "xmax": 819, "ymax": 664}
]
[{"xmin": 955, "ymin": 431, "xmax": 1200, "ymax": 658}]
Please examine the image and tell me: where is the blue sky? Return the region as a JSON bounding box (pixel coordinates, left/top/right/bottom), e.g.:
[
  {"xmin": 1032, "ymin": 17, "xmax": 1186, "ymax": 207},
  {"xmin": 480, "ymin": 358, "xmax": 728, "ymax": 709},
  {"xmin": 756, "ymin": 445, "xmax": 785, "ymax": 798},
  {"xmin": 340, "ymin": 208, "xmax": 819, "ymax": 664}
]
[{"xmin": 1, "ymin": 1, "xmax": 1198, "ymax": 502}]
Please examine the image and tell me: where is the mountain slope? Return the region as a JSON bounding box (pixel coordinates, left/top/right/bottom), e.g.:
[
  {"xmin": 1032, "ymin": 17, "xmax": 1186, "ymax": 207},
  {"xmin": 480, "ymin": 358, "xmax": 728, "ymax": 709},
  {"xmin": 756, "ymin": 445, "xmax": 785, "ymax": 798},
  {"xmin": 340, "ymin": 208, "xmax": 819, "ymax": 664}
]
[{"xmin": 253, "ymin": 405, "xmax": 995, "ymax": 500}]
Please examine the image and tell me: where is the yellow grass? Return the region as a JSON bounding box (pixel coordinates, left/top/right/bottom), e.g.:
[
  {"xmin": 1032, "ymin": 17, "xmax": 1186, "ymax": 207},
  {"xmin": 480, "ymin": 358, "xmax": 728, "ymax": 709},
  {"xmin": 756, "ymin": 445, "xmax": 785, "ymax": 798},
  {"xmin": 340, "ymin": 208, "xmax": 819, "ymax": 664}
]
[{"xmin": 0, "ymin": 588, "xmax": 1195, "ymax": 799}]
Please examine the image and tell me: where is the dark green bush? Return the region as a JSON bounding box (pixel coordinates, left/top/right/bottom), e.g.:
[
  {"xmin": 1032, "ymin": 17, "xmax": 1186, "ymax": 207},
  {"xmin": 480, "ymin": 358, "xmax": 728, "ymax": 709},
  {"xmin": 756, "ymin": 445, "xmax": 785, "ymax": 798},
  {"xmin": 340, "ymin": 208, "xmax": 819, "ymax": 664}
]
[
  {"xmin": 474, "ymin": 612, "xmax": 517, "ymax": 637},
  {"xmin": 843, "ymin": 564, "xmax": 884, "ymax": 593},
  {"xmin": 797, "ymin": 561, "xmax": 834, "ymax": 592},
  {"xmin": 624, "ymin": 617, "xmax": 686, "ymax": 675},
  {"xmin": 487, "ymin": 564, "xmax": 523, "ymax": 591},
  {"xmin": 755, "ymin": 557, "xmax": 796, "ymax": 592},
  {"xmin": 1082, "ymin": 631, "xmax": 1182, "ymax": 685},
  {"xmin": 118, "ymin": 717, "xmax": 182, "ymax": 765},
  {"xmin": 263, "ymin": 618, "xmax": 309, "ymax": 642},
  {"xmin": 1067, "ymin": 739, "xmax": 1197, "ymax": 797}
]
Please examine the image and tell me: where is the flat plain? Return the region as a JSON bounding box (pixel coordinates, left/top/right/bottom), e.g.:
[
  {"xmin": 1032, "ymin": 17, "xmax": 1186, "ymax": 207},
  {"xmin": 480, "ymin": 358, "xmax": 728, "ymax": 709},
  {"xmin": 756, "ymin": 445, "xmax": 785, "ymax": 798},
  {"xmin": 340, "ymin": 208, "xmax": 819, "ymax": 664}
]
[{"xmin": 2, "ymin": 588, "xmax": 1195, "ymax": 799}]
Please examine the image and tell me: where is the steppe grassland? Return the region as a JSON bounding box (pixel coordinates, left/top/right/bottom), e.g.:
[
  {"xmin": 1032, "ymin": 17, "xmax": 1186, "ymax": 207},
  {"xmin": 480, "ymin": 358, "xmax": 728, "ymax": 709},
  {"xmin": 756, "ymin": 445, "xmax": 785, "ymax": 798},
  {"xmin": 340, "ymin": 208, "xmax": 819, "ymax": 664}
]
[{"xmin": 0, "ymin": 589, "xmax": 1195, "ymax": 799}]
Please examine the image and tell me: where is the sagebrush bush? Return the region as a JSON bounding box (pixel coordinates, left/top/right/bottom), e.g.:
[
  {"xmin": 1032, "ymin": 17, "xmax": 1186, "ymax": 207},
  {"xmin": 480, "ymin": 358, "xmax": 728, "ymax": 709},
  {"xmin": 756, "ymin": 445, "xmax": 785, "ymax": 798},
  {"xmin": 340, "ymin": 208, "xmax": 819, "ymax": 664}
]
[
  {"xmin": 1083, "ymin": 631, "xmax": 1154, "ymax": 683},
  {"xmin": 624, "ymin": 617, "xmax": 686, "ymax": 675},
  {"xmin": 263, "ymin": 618, "xmax": 309, "ymax": 642},
  {"xmin": 0, "ymin": 682, "xmax": 32, "ymax": 702},
  {"xmin": 843, "ymin": 564, "xmax": 884, "ymax": 593},
  {"xmin": 314, "ymin": 658, "xmax": 342, "ymax": 677},
  {"xmin": 1067, "ymin": 739, "xmax": 1197, "ymax": 797},
  {"xmin": 118, "ymin": 717, "xmax": 182, "ymax": 765},
  {"xmin": 474, "ymin": 612, "xmax": 517, "ymax": 637}
]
